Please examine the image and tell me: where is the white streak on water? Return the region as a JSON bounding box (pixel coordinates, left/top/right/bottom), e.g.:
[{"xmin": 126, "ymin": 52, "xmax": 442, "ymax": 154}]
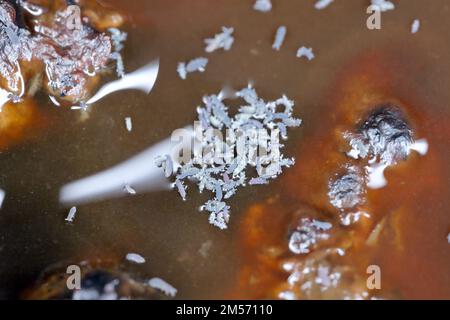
[
  {"xmin": 366, "ymin": 162, "xmax": 388, "ymax": 189},
  {"xmin": 0, "ymin": 189, "xmax": 5, "ymax": 209},
  {"xmin": 86, "ymin": 59, "xmax": 159, "ymax": 105},
  {"xmin": 59, "ymin": 127, "xmax": 193, "ymax": 206},
  {"xmin": 410, "ymin": 138, "xmax": 429, "ymax": 156},
  {"xmin": 0, "ymin": 89, "xmax": 10, "ymax": 111}
]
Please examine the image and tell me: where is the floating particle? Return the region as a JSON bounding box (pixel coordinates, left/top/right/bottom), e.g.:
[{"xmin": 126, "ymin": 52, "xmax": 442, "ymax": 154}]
[
  {"xmin": 272, "ymin": 26, "xmax": 287, "ymax": 51},
  {"xmin": 215, "ymin": 183, "xmax": 223, "ymax": 201},
  {"xmin": 208, "ymin": 209, "xmax": 230, "ymax": 230},
  {"xmin": 108, "ymin": 28, "xmax": 128, "ymax": 52},
  {"xmin": 249, "ymin": 177, "xmax": 269, "ymax": 185},
  {"xmin": 253, "ymin": 0, "xmax": 272, "ymax": 12},
  {"xmin": 155, "ymin": 154, "xmax": 174, "ymax": 178},
  {"xmin": 311, "ymin": 220, "xmax": 333, "ymax": 231},
  {"xmin": 296, "ymin": 46, "xmax": 315, "ymax": 61},
  {"xmin": 125, "ymin": 253, "xmax": 146, "ymax": 264},
  {"xmin": 65, "ymin": 206, "xmax": 77, "ymax": 223},
  {"xmin": 110, "ymin": 52, "xmax": 125, "ymax": 78},
  {"xmin": 447, "ymin": 233, "xmax": 450, "ymax": 244},
  {"xmin": 177, "ymin": 57, "xmax": 209, "ymax": 80},
  {"xmin": 124, "ymin": 184, "xmax": 137, "ymax": 195},
  {"xmin": 371, "ymin": 0, "xmax": 395, "ymax": 12},
  {"xmin": 175, "ymin": 179, "xmax": 187, "ymax": 201},
  {"xmin": 108, "ymin": 28, "xmax": 128, "ymax": 77},
  {"xmin": 165, "ymin": 157, "xmax": 174, "ymax": 178},
  {"xmin": 148, "ymin": 278, "xmax": 177, "ymax": 297},
  {"xmin": 204, "ymin": 27, "xmax": 235, "ymax": 53},
  {"xmin": 125, "ymin": 117, "xmax": 132, "ymax": 132},
  {"xmin": 411, "ymin": 19, "xmax": 420, "ymax": 34},
  {"xmin": 315, "ymin": 0, "xmax": 334, "ymax": 10}
]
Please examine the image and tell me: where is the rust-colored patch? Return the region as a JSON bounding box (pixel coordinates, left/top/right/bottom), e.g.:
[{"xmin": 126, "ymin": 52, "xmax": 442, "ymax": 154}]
[{"xmin": 232, "ymin": 48, "xmax": 450, "ymax": 299}]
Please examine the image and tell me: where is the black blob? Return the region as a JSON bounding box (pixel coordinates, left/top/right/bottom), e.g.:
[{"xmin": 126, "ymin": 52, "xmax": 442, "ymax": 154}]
[{"xmin": 357, "ymin": 105, "xmax": 414, "ymax": 164}]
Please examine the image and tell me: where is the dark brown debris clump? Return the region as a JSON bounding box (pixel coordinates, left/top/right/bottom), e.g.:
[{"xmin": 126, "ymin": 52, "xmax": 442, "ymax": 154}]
[
  {"xmin": 23, "ymin": 258, "xmax": 174, "ymax": 300},
  {"xmin": 0, "ymin": 0, "xmax": 126, "ymax": 104}
]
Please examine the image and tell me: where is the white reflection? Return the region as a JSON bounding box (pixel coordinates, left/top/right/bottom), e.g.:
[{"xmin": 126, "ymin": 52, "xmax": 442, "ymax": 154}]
[
  {"xmin": 59, "ymin": 127, "xmax": 193, "ymax": 206},
  {"xmin": 366, "ymin": 162, "xmax": 388, "ymax": 189},
  {"xmin": 0, "ymin": 88, "xmax": 10, "ymax": 111},
  {"xmin": 0, "ymin": 188, "xmax": 5, "ymax": 209},
  {"xmin": 366, "ymin": 138, "xmax": 429, "ymax": 190},
  {"xmin": 410, "ymin": 138, "xmax": 429, "ymax": 156},
  {"xmin": 86, "ymin": 59, "xmax": 160, "ymax": 105},
  {"xmin": 49, "ymin": 95, "xmax": 61, "ymax": 107}
]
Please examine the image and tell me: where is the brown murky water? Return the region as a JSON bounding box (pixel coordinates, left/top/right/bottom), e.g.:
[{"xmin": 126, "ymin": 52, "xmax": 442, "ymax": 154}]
[{"xmin": 0, "ymin": 0, "xmax": 449, "ymax": 299}]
